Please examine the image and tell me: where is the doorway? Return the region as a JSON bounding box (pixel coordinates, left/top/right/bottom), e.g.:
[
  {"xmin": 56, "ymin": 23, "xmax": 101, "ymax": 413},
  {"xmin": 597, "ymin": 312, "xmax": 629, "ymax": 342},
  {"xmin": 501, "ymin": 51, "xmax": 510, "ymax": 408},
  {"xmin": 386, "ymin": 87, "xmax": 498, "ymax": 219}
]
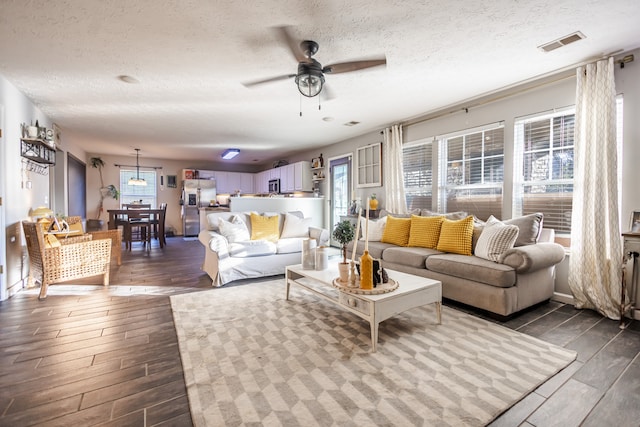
[{"xmin": 329, "ymin": 155, "xmax": 352, "ymax": 246}]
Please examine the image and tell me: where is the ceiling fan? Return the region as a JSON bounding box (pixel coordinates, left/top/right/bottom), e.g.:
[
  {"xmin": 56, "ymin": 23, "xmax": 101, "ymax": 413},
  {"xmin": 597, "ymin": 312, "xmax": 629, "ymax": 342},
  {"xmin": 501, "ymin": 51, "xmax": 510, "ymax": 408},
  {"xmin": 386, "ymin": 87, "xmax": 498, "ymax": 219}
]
[{"xmin": 242, "ymin": 26, "xmax": 386, "ymax": 98}]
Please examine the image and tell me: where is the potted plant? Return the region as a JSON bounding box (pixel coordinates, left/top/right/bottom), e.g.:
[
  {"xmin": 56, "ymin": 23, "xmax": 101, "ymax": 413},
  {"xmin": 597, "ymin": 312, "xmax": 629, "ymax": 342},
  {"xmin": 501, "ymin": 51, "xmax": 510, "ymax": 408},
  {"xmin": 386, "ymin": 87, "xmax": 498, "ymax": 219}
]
[
  {"xmin": 87, "ymin": 157, "xmax": 119, "ymax": 231},
  {"xmin": 333, "ymin": 220, "xmax": 355, "ymax": 282}
]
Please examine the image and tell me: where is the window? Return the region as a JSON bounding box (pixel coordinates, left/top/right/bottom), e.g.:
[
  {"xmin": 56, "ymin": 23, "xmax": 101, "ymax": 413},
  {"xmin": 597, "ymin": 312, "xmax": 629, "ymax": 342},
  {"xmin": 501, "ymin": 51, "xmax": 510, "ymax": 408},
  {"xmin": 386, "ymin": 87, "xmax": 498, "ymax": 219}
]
[
  {"xmin": 437, "ymin": 124, "xmax": 504, "ymax": 220},
  {"xmin": 513, "ymin": 108, "xmax": 575, "ymax": 234},
  {"xmin": 403, "ymin": 139, "xmax": 433, "ymax": 211},
  {"xmin": 119, "ymin": 169, "xmax": 157, "ymax": 207}
]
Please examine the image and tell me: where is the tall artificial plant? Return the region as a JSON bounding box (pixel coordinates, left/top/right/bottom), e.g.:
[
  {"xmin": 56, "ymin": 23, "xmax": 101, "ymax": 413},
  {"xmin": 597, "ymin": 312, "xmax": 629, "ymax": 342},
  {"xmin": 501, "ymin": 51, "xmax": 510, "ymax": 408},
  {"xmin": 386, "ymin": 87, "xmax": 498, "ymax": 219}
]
[
  {"xmin": 333, "ymin": 220, "xmax": 355, "ymax": 264},
  {"xmin": 90, "ymin": 157, "xmax": 119, "ymax": 220}
]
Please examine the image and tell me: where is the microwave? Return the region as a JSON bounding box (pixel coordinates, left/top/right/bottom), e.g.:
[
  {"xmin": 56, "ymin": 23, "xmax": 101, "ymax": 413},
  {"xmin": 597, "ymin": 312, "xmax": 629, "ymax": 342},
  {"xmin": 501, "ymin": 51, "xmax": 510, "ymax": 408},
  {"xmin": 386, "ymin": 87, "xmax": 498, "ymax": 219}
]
[{"xmin": 268, "ymin": 179, "xmax": 280, "ymax": 193}]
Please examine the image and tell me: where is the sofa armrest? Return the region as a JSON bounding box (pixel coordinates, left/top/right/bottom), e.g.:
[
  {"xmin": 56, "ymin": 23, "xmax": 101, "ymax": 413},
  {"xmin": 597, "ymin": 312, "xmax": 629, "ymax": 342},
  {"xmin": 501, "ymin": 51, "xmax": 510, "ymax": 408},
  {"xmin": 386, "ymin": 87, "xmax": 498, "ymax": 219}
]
[
  {"xmin": 309, "ymin": 226, "xmax": 330, "ymax": 246},
  {"xmin": 198, "ymin": 229, "xmax": 229, "ymax": 258},
  {"xmin": 499, "ymin": 242, "xmax": 566, "ymax": 274}
]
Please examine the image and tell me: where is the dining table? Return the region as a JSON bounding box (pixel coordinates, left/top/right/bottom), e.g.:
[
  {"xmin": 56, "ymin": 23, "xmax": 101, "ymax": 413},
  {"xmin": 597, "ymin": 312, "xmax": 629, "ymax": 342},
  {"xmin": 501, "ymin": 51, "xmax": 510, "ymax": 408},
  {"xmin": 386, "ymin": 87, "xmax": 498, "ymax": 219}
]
[{"xmin": 107, "ymin": 209, "xmax": 166, "ymax": 248}]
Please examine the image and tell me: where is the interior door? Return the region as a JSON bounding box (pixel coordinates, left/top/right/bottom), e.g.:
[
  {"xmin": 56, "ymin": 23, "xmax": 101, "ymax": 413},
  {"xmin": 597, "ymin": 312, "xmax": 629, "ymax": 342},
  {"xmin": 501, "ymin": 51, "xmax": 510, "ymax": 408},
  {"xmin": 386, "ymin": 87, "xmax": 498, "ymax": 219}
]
[
  {"xmin": 67, "ymin": 153, "xmax": 86, "ymax": 219},
  {"xmin": 329, "ymin": 156, "xmax": 351, "ymax": 246}
]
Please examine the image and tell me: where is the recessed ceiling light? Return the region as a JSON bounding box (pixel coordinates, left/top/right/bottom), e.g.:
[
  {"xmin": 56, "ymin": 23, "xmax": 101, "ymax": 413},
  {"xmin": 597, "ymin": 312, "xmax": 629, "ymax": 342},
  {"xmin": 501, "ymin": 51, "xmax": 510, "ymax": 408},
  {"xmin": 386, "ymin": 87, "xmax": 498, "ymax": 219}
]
[
  {"xmin": 117, "ymin": 75, "xmax": 140, "ymax": 84},
  {"xmin": 222, "ymin": 149, "xmax": 240, "ymax": 160},
  {"xmin": 344, "ymin": 121, "xmax": 360, "ymax": 127}
]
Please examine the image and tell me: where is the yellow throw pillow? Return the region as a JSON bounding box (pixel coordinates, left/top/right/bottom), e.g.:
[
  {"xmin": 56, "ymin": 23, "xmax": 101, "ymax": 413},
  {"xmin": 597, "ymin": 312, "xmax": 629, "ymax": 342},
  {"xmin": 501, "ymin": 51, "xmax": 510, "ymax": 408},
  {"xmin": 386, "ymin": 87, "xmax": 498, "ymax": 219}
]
[
  {"xmin": 250, "ymin": 213, "xmax": 280, "ymax": 242},
  {"xmin": 381, "ymin": 215, "xmax": 412, "ymax": 247},
  {"xmin": 408, "ymin": 215, "xmax": 444, "ymax": 248},
  {"xmin": 436, "ymin": 216, "xmax": 474, "ymax": 255}
]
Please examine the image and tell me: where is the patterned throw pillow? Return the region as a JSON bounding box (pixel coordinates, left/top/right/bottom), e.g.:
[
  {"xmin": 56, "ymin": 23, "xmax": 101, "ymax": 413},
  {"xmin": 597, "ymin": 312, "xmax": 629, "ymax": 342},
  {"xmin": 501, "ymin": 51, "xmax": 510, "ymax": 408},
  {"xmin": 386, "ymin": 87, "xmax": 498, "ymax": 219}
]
[
  {"xmin": 436, "ymin": 216, "xmax": 474, "ymax": 255},
  {"xmin": 218, "ymin": 215, "xmax": 250, "ymax": 243},
  {"xmin": 408, "ymin": 215, "xmax": 444, "ymax": 248},
  {"xmin": 381, "ymin": 215, "xmax": 412, "ymax": 247},
  {"xmin": 359, "ymin": 215, "xmax": 388, "ymax": 242},
  {"xmin": 250, "ymin": 213, "xmax": 280, "ymax": 242},
  {"xmin": 474, "ymin": 216, "xmax": 520, "ymax": 262}
]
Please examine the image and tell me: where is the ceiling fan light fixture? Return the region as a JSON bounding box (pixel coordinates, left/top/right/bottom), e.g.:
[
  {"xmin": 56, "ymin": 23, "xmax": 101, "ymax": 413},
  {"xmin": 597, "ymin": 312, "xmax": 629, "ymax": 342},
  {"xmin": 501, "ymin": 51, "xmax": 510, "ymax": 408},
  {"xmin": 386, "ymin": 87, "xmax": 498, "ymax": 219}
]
[
  {"xmin": 128, "ymin": 148, "xmax": 147, "ymax": 186},
  {"xmin": 222, "ymin": 148, "xmax": 240, "ymax": 160},
  {"xmin": 296, "ymin": 73, "xmax": 324, "ymax": 97}
]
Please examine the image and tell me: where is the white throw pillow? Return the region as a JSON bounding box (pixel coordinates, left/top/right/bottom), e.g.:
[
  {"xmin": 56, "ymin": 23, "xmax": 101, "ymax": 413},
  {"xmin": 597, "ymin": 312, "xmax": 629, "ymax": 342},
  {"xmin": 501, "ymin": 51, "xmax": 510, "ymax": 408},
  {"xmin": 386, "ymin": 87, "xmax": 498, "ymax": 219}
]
[
  {"xmin": 475, "ymin": 215, "xmax": 519, "ymax": 262},
  {"xmin": 359, "ymin": 215, "xmax": 388, "ymax": 242},
  {"xmin": 280, "ymin": 213, "xmax": 312, "ymax": 238},
  {"xmin": 218, "ymin": 215, "xmax": 250, "ymax": 243}
]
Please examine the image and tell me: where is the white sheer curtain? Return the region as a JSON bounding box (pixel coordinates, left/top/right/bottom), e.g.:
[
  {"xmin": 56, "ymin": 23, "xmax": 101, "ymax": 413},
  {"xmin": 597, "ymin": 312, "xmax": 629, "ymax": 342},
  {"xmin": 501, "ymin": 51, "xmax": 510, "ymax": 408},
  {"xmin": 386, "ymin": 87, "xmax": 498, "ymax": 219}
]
[
  {"xmin": 568, "ymin": 57, "xmax": 622, "ymax": 319},
  {"xmin": 383, "ymin": 124, "xmax": 407, "ymax": 213}
]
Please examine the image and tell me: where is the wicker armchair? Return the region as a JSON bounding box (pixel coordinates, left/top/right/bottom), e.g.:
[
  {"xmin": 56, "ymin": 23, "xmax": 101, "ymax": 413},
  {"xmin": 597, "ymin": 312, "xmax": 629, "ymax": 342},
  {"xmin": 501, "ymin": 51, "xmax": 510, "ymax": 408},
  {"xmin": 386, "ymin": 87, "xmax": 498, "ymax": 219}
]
[
  {"xmin": 22, "ymin": 221, "xmax": 112, "ymax": 300},
  {"xmin": 65, "ymin": 216, "xmax": 122, "ymax": 265}
]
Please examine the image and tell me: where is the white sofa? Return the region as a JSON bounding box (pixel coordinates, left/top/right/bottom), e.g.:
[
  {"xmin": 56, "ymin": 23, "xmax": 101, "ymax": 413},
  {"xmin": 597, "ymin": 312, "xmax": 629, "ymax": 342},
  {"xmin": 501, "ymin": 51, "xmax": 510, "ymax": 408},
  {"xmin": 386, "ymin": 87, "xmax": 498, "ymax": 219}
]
[{"xmin": 198, "ymin": 210, "xmax": 329, "ymax": 286}]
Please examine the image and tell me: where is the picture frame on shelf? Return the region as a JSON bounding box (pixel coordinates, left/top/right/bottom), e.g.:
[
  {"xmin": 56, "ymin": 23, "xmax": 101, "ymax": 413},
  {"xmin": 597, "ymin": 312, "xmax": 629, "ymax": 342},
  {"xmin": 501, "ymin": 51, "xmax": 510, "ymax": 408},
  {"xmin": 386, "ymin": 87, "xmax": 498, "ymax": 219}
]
[
  {"xmin": 311, "ymin": 157, "xmax": 322, "ymax": 169},
  {"xmin": 630, "ymin": 211, "xmax": 640, "ymax": 233}
]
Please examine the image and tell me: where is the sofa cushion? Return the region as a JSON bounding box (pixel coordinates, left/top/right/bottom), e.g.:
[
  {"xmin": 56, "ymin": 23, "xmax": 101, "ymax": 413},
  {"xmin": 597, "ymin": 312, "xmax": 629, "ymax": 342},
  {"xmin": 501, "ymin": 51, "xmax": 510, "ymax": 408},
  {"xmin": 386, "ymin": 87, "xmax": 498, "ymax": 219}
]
[
  {"xmin": 408, "ymin": 215, "xmax": 444, "ymax": 248},
  {"xmin": 277, "ymin": 237, "xmax": 305, "ymax": 254},
  {"xmin": 381, "ymin": 216, "xmax": 411, "ymax": 246},
  {"xmin": 228, "ymin": 240, "xmax": 277, "ymax": 257},
  {"xmin": 475, "ymin": 216, "xmax": 519, "ymax": 262},
  {"xmin": 505, "ymin": 213, "xmax": 543, "ymax": 246},
  {"xmin": 421, "ymin": 210, "xmax": 468, "ymax": 220},
  {"xmin": 250, "ymin": 213, "xmax": 280, "ymax": 242},
  {"xmin": 436, "ymin": 216, "xmax": 474, "ymax": 255},
  {"xmin": 360, "ymin": 215, "xmax": 387, "ymax": 242},
  {"xmin": 351, "ymin": 240, "xmax": 394, "ymax": 260},
  {"xmin": 218, "ymin": 215, "xmax": 250, "ymax": 243},
  {"xmin": 383, "ymin": 246, "xmax": 443, "ymax": 268},
  {"xmin": 280, "ymin": 213, "xmax": 312, "ymax": 238},
  {"xmin": 426, "ymin": 254, "xmax": 517, "ymax": 288}
]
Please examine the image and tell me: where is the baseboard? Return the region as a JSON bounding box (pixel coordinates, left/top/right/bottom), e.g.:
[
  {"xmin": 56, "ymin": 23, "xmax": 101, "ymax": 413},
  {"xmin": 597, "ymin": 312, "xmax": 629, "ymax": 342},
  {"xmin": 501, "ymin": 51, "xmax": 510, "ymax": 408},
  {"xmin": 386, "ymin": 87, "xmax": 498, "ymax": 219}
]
[
  {"xmin": 552, "ymin": 291, "xmax": 639, "ymax": 320},
  {"xmin": 552, "ymin": 291, "xmax": 574, "ymax": 305}
]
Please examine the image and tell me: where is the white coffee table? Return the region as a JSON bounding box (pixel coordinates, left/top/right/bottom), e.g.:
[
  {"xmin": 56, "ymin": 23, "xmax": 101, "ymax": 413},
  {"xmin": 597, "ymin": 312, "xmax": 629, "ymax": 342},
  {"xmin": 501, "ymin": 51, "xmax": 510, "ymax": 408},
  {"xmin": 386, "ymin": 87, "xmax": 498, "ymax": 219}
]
[{"xmin": 285, "ymin": 261, "xmax": 442, "ymax": 352}]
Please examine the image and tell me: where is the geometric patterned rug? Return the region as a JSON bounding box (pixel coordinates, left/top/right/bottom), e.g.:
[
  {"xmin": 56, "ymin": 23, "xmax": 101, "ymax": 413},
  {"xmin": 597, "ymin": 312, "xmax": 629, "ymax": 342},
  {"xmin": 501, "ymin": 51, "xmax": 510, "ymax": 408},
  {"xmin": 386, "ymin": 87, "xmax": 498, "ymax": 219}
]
[{"xmin": 170, "ymin": 279, "xmax": 576, "ymax": 426}]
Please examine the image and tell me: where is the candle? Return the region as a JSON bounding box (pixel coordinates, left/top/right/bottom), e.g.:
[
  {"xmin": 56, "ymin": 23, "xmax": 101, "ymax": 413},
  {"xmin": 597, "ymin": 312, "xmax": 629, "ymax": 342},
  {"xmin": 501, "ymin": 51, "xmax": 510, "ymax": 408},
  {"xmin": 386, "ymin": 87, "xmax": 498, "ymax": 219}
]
[
  {"xmin": 365, "ymin": 198, "xmax": 370, "ymax": 252},
  {"xmin": 351, "ymin": 208, "xmax": 361, "ymax": 262}
]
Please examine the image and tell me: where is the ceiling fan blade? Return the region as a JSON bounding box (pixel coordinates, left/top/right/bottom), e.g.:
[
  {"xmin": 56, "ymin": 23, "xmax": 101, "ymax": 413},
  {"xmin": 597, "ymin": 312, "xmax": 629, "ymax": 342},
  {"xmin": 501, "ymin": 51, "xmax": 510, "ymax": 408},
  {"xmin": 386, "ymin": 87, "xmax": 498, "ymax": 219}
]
[
  {"xmin": 323, "ymin": 58, "xmax": 386, "ymax": 74},
  {"xmin": 242, "ymin": 74, "xmax": 296, "ymax": 88},
  {"xmin": 274, "ymin": 26, "xmax": 309, "ymax": 63}
]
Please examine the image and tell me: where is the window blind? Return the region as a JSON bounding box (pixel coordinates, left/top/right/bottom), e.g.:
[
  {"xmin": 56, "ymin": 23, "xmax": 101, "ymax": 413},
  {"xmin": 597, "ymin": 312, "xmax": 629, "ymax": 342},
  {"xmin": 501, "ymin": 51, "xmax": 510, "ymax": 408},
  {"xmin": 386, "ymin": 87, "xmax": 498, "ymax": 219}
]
[
  {"xmin": 402, "ymin": 140, "xmax": 433, "ymax": 211},
  {"xmin": 437, "ymin": 124, "xmax": 504, "ymax": 220},
  {"xmin": 513, "ymin": 109, "xmax": 575, "ymax": 234}
]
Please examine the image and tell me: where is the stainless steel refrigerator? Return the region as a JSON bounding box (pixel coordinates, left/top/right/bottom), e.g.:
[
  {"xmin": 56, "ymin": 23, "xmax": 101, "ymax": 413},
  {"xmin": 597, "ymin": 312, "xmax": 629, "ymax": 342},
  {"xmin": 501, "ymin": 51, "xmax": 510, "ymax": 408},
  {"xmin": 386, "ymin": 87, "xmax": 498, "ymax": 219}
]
[{"xmin": 181, "ymin": 179, "xmax": 216, "ymax": 237}]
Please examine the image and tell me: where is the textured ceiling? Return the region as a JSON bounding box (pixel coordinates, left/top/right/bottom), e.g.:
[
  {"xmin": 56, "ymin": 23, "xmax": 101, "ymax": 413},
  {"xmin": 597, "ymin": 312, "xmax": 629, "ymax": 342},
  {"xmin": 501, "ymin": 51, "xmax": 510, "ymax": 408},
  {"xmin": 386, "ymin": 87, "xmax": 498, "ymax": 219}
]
[{"xmin": 1, "ymin": 0, "xmax": 639, "ymax": 165}]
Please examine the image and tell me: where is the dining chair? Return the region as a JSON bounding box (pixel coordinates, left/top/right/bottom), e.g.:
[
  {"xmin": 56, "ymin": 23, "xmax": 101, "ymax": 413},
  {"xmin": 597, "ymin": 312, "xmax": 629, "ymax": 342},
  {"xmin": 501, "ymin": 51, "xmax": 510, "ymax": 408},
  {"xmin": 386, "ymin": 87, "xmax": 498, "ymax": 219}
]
[
  {"xmin": 150, "ymin": 203, "xmax": 167, "ymax": 247},
  {"xmin": 126, "ymin": 205, "xmax": 151, "ymax": 251}
]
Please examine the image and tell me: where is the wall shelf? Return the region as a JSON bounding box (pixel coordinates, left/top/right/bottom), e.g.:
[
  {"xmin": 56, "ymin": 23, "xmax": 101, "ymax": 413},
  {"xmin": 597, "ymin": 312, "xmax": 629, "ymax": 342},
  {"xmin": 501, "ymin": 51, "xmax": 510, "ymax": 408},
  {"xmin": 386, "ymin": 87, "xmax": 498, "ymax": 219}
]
[{"xmin": 21, "ymin": 138, "xmax": 56, "ymax": 165}]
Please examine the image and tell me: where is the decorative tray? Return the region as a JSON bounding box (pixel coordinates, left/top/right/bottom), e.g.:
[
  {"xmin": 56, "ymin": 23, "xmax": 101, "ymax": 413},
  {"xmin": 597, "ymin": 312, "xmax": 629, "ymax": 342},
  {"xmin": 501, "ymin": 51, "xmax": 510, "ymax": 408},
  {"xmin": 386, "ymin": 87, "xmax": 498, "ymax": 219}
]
[{"xmin": 332, "ymin": 278, "xmax": 398, "ymax": 294}]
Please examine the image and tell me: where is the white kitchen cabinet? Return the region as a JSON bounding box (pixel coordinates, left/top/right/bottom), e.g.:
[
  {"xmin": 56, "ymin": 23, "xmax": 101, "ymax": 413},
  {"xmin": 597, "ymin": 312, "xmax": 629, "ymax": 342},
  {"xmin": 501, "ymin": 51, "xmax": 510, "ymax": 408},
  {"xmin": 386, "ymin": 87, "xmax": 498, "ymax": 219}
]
[
  {"xmin": 281, "ymin": 164, "xmax": 295, "ymax": 192},
  {"xmin": 294, "ymin": 161, "xmax": 312, "ymax": 191},
  {"xmin": 240, "ymin": 172, "xmax": 254, "ymax": 194}
]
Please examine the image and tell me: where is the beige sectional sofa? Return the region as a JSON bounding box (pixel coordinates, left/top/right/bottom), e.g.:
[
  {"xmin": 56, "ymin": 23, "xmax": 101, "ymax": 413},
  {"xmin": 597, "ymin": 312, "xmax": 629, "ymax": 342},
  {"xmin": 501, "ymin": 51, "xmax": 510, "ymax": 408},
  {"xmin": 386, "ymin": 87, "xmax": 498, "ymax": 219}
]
[
  {"xmin": 199, "ymin": 210, "xmax": 329, "ymax": 286},
  {"xmin": 348, "ymin": 211, "xmax": 566, "ymax": 317}
]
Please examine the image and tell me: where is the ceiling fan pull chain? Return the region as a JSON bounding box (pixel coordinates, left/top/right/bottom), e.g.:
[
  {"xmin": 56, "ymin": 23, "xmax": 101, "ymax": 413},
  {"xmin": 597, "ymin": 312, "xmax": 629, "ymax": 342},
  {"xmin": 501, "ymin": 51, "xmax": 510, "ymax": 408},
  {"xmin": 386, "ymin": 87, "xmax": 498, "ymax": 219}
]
[
  {"xmin": 299, "ymin": 94, "xmax": 303, "ymax": 117},
  {"xmin": 318, "ymin": 96, "xmax": 321, "ymax": 111}
]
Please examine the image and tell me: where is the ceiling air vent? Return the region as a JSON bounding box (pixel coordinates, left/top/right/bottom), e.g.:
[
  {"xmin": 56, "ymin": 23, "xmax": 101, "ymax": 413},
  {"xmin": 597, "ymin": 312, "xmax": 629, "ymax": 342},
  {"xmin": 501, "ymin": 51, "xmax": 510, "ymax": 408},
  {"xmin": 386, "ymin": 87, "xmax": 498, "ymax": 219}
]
[
  {"xmin": 538, "ymin": 31, "xmax": 586, "ymax": 53},
  {"xmin": 344, "ymin": 121, "xmax": 360, "ymax": 127}
]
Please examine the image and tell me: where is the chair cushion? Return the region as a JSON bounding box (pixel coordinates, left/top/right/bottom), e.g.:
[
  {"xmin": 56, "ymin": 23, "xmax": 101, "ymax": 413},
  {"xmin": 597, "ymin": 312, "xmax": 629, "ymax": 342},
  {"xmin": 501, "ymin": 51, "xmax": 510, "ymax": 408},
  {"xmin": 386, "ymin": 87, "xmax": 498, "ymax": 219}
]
[
  {"xmin": 250, "ymin": 213, "xmax": 279, "ymax": 242},
  {"xmin": 408, "ymin": 215, "xmax": 444, "ymax": 248},
  {"xmin": 436, "ymin": 216, "xmax": 474, "ymax": 255}
]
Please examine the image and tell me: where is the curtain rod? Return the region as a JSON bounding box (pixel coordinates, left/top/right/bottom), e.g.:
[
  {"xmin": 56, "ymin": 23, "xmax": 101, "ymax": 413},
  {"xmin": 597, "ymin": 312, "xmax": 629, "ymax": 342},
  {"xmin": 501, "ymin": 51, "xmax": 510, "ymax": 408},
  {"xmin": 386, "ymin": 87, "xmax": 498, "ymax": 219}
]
[{"xmin": 114, "ymin": 163, "xmax": 163, "ymax": 170}]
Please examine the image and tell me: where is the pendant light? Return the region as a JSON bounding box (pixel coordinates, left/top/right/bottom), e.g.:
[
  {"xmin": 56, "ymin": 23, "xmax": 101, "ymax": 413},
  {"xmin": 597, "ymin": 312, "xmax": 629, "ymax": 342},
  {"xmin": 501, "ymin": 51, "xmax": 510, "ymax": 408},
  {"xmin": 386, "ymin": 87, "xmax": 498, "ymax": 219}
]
[{"xmin": 128, "ymin": 148, "xmax": 147, "ymax": 186}]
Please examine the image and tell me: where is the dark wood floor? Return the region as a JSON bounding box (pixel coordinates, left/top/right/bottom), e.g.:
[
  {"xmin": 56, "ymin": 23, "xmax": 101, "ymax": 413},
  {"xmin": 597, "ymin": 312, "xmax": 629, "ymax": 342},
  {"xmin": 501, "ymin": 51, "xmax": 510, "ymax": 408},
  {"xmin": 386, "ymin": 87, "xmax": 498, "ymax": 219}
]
[{"xmin": 1, "ymin": 237, "xmax": 638, "ymax": 426}]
